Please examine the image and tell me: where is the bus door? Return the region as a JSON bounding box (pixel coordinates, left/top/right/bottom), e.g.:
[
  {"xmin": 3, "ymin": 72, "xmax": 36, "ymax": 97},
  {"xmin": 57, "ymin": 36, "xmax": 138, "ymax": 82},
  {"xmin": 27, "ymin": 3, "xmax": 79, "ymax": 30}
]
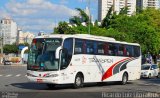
[{"xmin": 59, "ymin": 38, "xmax": 74, "ymax": 83}]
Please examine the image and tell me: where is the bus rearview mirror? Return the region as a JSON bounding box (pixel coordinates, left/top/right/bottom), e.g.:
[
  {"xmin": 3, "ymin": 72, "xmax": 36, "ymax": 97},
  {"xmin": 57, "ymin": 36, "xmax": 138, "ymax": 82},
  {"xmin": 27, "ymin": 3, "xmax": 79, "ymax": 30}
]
[{"xmin": 55, "ymin": 46, "xmax": 62, "ymax": 59}]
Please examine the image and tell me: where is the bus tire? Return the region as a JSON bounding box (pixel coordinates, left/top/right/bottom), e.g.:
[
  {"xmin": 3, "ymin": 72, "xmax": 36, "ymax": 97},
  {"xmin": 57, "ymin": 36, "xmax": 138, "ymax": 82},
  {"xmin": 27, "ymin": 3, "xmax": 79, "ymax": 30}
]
[
  {"xmin": 121, "ymin": 73, "xmax": 128, "ymax": 85},
  {"xmin": 47, "ymin": 84, "xmax": 56, "ymax": 89},
  {"xmin": 73, "ymin": 74, "xmax": 84, "ymax": 89}
]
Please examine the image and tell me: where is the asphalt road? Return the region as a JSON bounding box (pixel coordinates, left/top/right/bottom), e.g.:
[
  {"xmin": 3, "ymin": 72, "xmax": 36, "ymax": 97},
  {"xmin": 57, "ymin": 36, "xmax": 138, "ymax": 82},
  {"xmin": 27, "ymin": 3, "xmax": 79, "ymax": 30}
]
[{"xmin": 0, "ymin": 65, "xmax": 160, "ymax": 98}]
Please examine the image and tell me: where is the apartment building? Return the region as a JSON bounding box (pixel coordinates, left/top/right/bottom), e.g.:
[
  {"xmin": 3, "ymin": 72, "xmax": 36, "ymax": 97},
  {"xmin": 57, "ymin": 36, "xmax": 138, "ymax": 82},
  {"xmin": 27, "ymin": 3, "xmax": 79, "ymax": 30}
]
[
  {"xmin": 18, "ymin": 31, "xmax": 35, "ymax": 44},
  {"xmin": 0, "ymin": 18, "xmax": 17, "ymax": 45},
  {"xmin": 98, "ymin": 0, "xmax": 136, "ymax": 22},
  {"xmin": 137, "ymin": 0, "xmax": 160, "ymax": 9}
]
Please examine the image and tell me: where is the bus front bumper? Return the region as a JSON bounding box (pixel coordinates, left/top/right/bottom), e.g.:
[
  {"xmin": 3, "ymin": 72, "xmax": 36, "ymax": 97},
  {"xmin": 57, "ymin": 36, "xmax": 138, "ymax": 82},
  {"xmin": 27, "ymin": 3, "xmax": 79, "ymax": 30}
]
[{"xmin": 27, "ymin": 76, "xmax": 60, "ymax": 84}]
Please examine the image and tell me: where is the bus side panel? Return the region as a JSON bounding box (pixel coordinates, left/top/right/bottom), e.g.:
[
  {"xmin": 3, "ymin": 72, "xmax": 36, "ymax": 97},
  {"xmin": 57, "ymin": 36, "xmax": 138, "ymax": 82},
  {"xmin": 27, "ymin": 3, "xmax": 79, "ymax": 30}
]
[
  {"xmin": 70, "ymin": 55, "xmax": 105, "ymax": 83},
  {"xmin": 70, "ymin": 55, "xmax": 141, "ymax": 83},
  {"xmin": 127, "ymin": 57, "xmax": 141, "ymax": 80}
]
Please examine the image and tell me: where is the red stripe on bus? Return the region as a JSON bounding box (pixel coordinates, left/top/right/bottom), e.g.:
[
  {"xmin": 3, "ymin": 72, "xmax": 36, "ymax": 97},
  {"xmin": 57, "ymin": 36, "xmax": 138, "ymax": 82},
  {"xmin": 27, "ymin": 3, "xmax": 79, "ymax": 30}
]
[{"xmin": 101, "ymin": 57, "xmax": 131, "ymax": 81}]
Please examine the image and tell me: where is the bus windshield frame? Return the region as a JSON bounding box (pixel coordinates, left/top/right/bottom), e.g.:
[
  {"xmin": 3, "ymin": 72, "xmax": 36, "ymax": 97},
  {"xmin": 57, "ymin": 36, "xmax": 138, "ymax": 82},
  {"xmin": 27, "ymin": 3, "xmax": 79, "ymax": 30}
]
[{"xmin": 27, "ymin": 38, "xmax": 62, "ymax": 71}]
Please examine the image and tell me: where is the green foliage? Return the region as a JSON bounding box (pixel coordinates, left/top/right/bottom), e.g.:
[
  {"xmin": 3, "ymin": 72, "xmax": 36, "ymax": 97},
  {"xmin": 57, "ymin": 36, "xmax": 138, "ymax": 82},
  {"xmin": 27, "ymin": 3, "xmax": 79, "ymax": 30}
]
[
  {"xmin": 101, "ymin": 6, "xmax": 113, "ymax": 28},
  {"xmin": 119, "ymin": 7, "xmax": 128, "ymax": 15},
  {"xmin": 54, "ymin": 8, "xmax": 160, "ymax": 55},
  {"xmin": 54, "ymin": 21, "xmax": 75, "ymax": 34},
  {"xmin": 76, "ymin": 8, "xmax": 89, "ymax": 23},
  {"xmin": 108, "ymin": 8, "xmax": 160, "ymax": 54},
  {"xmin": 3, "ymin": 44, "xmax": 18, "ymax": 54},
  {"xmin": 94, "ymin": 20, "xmax": 99, "ymax": 27},
  {"xmin": 69, "ymin": 8, "xmax": 89, "ymax": 26},
  {"xmin": 69, "ymin": 16, "xmax": 81, "ymax": 26}
]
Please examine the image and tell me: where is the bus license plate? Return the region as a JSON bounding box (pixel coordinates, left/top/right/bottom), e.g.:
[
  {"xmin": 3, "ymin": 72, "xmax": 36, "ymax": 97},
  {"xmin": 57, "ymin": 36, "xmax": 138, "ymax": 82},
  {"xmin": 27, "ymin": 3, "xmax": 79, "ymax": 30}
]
[{"xmin": 37, "ymin": 79, "xmax": 43, "ymax": 83}]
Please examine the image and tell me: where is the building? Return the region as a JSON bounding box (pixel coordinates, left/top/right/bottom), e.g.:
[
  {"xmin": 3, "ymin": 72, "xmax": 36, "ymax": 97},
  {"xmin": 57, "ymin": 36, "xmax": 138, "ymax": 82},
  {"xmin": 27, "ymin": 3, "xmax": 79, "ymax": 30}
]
[
  {"xmin": 137, "ymin": 0, "xmax": 160, "ymax": 9},
  {"xmin": 0, "ymin": 18, "xmax": 18, "ymax": 45},
  {"xmin": 98, "ymin": 0, "xmax": 137, "ymax": 22},
  {"xmin": 18, "ymin": 31, "xmax": 35, "ymax": 44}
]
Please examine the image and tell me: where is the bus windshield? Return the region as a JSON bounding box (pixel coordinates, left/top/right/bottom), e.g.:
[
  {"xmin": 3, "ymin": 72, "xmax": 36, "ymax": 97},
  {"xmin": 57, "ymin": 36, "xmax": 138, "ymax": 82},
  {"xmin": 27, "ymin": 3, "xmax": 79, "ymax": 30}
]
[{"xmin": 27, "ymin": 38, "xmax": 62, "ymax": 71}]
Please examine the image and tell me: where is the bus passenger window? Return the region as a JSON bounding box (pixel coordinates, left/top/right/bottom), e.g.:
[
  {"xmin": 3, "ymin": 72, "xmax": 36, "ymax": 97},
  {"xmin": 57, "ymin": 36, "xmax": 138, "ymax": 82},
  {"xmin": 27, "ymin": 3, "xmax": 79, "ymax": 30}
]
[
  {"xmin": 86, "ymin": 41, "xmax": 94, "ymax": 54},
  {"xmin": 97, "ymin": 42, "xmax": 105, "ymax": 55},
  {"xmin": 126, "ymin": 45, "xmax": 133, "ymax": 57},
  {"xmin": 133, "ymin": 46, "xmax": 140, "ymax": 57},
  {"xmin": 108, "ymin": 43, "xmax": 117, "ymax": 56},
  {"xmin": 75, "ymin": 39, "xmax": 84, "ymax": 54},
  {"xmin": 118, "ymin": 45, "xmax": 124, "ymax": 56}
]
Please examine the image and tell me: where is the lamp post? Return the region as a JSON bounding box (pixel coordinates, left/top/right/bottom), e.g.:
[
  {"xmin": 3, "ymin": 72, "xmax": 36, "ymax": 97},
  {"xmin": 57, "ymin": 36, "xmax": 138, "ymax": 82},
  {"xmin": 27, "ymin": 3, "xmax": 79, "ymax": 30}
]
[
  {"xmin": 87, "ymin": 0, "xmax": 91, "ymax": 35},
  {"xmin": 0, "ymin": 31, "xmax": 3, "ymax": 64}
]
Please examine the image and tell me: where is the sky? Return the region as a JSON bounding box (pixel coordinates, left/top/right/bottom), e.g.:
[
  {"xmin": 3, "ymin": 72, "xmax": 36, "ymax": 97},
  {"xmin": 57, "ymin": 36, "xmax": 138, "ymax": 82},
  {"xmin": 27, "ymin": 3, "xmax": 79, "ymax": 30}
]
[{"xmin": 0, "ymin": 0, "xmax": 98, "ymax": 34}]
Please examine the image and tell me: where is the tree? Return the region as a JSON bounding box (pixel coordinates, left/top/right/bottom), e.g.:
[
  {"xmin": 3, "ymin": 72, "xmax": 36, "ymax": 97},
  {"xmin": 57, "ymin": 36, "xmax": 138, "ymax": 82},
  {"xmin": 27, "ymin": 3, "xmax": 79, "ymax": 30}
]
[
  {"xmin": 76, "ymin": 8, "xmax": 89, "ymax": 24},
  {"xmin": 119, "ymin": 7, "xmax": 128, "ymax": 15},
  {"xmin": 94, "ymin": 20, "xmax": 99, "ymax": 27},
  {"xmin": 108, "ymin": 8, "xmax": 160, "ymax": 54},
  {"xmin": 69, "ymin": 8, "xmax": 89, "ymax": 26},
  {"xmin": 69, "ymin": 16, "xmax": 81, "ymax": 26},
  {"xmin": 53, "ymin": 7, "xmax": 160, "ymax": 55},
  {"xmin": 101, "ymin": 6, "xmax": 113, "ymax": 28},
  {"xmin": 54, "ymin": 22, "xmax": 75, "ymax": 34},
  {"xmin": 3, "ymin": 44, "xmax": 18, "ymax": 54}
]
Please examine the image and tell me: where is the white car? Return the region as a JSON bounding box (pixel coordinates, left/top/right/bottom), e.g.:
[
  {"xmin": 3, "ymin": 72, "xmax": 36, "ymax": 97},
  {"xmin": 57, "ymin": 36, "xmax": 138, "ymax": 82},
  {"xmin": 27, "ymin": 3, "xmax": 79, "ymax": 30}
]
[{"xmin": 141, "ymin": 64, "xmax": 160, "ymax": 78}]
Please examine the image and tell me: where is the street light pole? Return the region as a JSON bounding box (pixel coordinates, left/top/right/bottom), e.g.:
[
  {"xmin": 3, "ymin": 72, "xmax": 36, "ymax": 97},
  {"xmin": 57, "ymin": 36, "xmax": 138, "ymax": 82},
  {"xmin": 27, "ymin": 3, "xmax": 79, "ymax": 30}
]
[
  {"xmin": 88, "ymin": 0, "xmax": 91, "ymax": 35},
  {"xmin": 0, "ymin": 31, "xmax": 3, "ymax": 63}
]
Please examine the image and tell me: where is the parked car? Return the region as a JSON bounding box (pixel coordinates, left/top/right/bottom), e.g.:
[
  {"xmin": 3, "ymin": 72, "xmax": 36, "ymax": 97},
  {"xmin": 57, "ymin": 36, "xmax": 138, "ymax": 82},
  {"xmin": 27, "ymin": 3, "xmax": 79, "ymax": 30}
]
[
  {"xmin": 141, "ymin": 64, "xmax": 160, "ymax": 78},
  {"xmin": 4, "ymin": 60, "xmax": 11, "ymax": 65}
]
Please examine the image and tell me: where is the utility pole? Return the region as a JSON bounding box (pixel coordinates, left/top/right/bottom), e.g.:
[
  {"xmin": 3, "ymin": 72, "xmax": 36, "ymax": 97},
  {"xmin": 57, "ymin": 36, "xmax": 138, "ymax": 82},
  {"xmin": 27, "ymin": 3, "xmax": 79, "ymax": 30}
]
[
  {"xmin": 88, "ymin": 0, "xmax": 91, "ymax": 35},
  {"xmin": 0, "ymin": 31, "xmax": 3, "ymax": 63}
]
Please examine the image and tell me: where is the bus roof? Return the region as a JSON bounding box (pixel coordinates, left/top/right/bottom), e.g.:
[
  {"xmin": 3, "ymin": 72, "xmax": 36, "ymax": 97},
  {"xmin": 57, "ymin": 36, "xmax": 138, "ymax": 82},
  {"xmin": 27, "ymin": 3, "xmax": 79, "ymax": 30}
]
[{"xmin": 35, "ymin": 34, "xmax": 140, "ymax": 46}]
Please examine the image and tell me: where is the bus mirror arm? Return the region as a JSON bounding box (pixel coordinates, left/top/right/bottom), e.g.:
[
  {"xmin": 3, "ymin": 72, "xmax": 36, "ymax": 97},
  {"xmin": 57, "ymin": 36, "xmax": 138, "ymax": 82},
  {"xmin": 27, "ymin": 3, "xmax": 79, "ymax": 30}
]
[{"xmin": 55, "ymin": 46, "xmax": 62, "ymax": 59}]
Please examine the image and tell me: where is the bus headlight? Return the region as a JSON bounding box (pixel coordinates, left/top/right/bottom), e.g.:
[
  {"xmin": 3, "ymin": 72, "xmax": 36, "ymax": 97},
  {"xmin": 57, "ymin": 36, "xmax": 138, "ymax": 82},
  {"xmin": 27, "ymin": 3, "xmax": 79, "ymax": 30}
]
[
  {"xmin": 27, "ymin": 73, "xmax": 37, "ymax": 77},
  {"xmin": 45, "ymin": 74, "xmax": 59, "ymax": 77}
]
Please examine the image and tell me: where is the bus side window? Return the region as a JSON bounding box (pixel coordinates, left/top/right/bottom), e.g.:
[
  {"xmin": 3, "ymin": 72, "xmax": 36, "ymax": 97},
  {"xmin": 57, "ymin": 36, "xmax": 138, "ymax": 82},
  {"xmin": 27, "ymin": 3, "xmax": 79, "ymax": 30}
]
[
  {"xmin": 93, "ymin": 41, "xmax": 97, "ymax": 55},
  {"xmin": 109, "ymin": 43, "xmax": 118, "ymax": 56},
  {"xmin": 86, "ymin": 40, "xmax": 94, "ymax": 54},
  {"xmin": 104, "ymin": 43, "xmax": 109, "ymax": 55},
  {"xmin": 133, "ymin": 46, "xmax": 140, "ymax": 57},
  {"xmin": 126, "ymin": 45, "xmax": 133, "ymax": 57},
  {"xmin": 75, "ymin": 39, "xmax": 84, "ymax": 54},
  {"xmin": 97, "ymin": 42, "xmax": 105, "ymax": 55},
  {"xmin": 118, "ymin": 44, "xmax": 124, "ymax": 56},
  {"xmin": 108, "ymin": 44, "xmax": 113, "ymax": 55}
]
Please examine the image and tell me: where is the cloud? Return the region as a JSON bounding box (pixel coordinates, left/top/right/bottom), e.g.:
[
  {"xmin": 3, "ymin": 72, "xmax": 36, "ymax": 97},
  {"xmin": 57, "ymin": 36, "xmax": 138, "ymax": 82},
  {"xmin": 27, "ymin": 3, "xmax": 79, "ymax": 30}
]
[
  {"xmin": 27, "ymin": 0, "xmax": 44, "ymax": 4},
  {"xmin": 0, "ymin": 0, "xmax": 78, "ymax": 33},
  {"xmin": 59, "ymin": 0, "xmax": 69, "ymax": 4}
]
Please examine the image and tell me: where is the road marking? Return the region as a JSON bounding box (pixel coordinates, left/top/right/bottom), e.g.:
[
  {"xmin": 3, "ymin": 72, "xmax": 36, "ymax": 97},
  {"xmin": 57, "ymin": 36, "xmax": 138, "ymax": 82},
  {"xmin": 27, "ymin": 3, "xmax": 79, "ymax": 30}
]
[
  {"xmin": 5, "ymin": 74, "xmax": 12, "ymax": 77},
  {"xmin": 0, "ymin": 74, "xmax": 27, "ymax": 77},
  {"xmin": 15, "ymin": 74, "xmax": 21, "ymax": 77},
  {"xmin": 137, "ymin": 82, "xmax": 160, "ymax": 87}
]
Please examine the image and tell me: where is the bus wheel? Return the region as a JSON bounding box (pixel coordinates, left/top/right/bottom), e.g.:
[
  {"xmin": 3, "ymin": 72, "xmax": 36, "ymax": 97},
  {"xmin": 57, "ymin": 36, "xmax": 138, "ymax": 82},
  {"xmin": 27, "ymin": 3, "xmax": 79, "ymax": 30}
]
[
  {"xmin": 47, "ymin": 84, "xmax": 56, "ymax": 89},
  {"xmin": 121, "ymin": 73, "xmax": 128, "ymax": 85},
  {"xmin": 73, "ymin": 74, "xmax": 83, "ymax": 89}
]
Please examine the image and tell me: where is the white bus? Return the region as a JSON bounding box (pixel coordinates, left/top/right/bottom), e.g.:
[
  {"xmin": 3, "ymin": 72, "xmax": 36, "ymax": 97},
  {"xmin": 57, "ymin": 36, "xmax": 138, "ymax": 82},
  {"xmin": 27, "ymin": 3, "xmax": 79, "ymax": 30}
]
[{"xmin": 27, "ymin": 34, "xmax": 141, "ymax": 88}]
